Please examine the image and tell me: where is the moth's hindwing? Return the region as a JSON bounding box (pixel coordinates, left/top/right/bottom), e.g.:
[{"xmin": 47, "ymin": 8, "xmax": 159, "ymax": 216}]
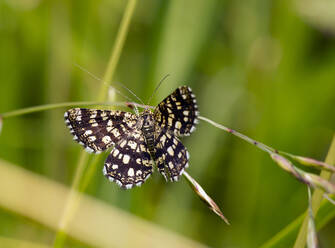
[
  {"xmin": 103, "ymin": 130, "xmax": 153, "ymax": 189},
  {"xmin": 155, "ymin": 130, "xmax": 189, "ymax": 182}
]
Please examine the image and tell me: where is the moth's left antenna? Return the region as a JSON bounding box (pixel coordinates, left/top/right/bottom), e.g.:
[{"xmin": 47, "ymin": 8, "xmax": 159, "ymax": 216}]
[{"xmin": 74, "ymin": 63, "xmax": 143, "ymax": 115}]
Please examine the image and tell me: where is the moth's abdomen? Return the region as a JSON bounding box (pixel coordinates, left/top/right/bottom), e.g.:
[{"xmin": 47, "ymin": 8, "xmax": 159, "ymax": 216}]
[
  {"xmin": 142, "ymin": 122, "xmax": 155, "ymax": 154},
  {"xmin": 140, "ymin": 110, "xmax": 156, "ymax": 156}
]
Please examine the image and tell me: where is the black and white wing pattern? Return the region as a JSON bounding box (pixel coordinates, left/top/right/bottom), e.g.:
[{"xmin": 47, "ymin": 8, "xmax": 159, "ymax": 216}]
[
  {"xmin": 154, "ymin": 86, "xmax": 199, "ymax": 137},
  {"xmin": 103, "ymin": 129, "xmax": 153, "ymax": 189},
  {"xmin": 64, "ymin": 108, "xmax": 137, "ymax": 153},
  {"xmin": 64, "ymin": 86, "xmax": 199, "ymax": 189},
  {"xmin": 154, "ymin": 129, "xmax": 189, "ymax": 182}
]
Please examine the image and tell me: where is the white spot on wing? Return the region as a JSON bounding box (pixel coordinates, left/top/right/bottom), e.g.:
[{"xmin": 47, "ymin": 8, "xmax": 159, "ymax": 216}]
[
  {"xmin": 175, "ymin": 121, "xmax": 182, "ymax": 129},
  {"xmin": 128, "ymin": 140, "xmax": 137, "ymax": 149},
  {"xmin": 84, "ymin": 130, "xmax": 93, "ymax": 136},
  {"xmin": 113, "ymin": 149, "xmax": 119, "ymax": 156},
  {"xmin": 102, "ymin": 135, "xmax": 112, "ymax": 144},
  {"xmin": 120, "ymin": 140, "xmax": 127, "ymax": 148},
  {"xmin": 85, "ymin": 147, "xmax": 94, "ymax": 153},
  {"xmin": 160, "ymin": 135, "xmax": 167, "ymax": 145},
  {"xmin": 123, "ymin": 155, "xmax": 130, "ymax": 164},
  {"xmin": 168, "ymin": 161, "xmax": 174, "ymax": 169},
  {"xmin": 167, "ymin": 147, "xmax": 174, "ymax": 156},
  {"xmin": 128, "ymin": 168, "xmax": 134, "ymax": 177},
  {"xmin": 111, "ymin": 128, "xmax": 120, "ymax": 137},
  {"xmin": 125, "ymin": 184, "xmax": 133, "ymax": 189},
  {"xmin": 112, "ymin": 164, "xmax": 118, "ymax": 170}
]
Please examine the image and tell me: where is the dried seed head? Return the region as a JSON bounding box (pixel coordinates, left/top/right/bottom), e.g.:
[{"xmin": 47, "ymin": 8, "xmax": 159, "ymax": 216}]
[
  {"xmin": 183, "ymin": 171, "xmax": 230, "ymax": 225},
  {"xmin": 292, "ymin": 155, "xmax": 335, "ymax": 173},
  {"xmin": 272, "ymin": 154, "xmax": 335, "ymax": 194},
  {"xmin": 304, "ymin": 173, "xmax": 335, "ymax": 195},
  {"xmin": 271, "ymin": 154, "xmax": 308, "ymax": 184}
]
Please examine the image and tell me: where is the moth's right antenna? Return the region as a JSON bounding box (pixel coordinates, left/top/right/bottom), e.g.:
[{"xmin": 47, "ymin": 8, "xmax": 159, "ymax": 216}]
[
  {"xmin": 147, "ymin": 74, "xmax": 170, "ymax": 105},
  {"xmin": 74, "ymin": 63, "xmax": 144, "ymax": 115}
]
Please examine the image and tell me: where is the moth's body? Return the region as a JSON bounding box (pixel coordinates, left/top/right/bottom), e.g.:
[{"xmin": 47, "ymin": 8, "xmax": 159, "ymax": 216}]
[
  {"xmin": 139, "ymin": 109, "xmax": 157, "ymax": 158},
  {"xmin": 65, "ymin": 86, "xmax": 199, "ymax": 189}
]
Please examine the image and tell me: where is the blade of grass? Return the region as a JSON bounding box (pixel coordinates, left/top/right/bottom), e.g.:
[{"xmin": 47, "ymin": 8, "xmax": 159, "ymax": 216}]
[
  {"xmin": 259, "ymin": 195, "xmax": 335, "ymax": 248},
  {"xmin": 293, "ymin": 135, "xmax": 335, "ymax": 248},
  {"xmin": 260, "ymin": 135, "xmax": 335, "ymax": 248},
  {"xmin": 0, "ymin": 158, "xmax": 207, "ymax": 248},
  {"xmin": 0, "ymin": 236, "xmax": 49, "ymax": 248},
  {"xmin": 53, "ymin": 0, "xmax": 138, "ymax": 246},
  {"xmin": 53, "ymin": 153, "xmax": 88, "ymax": 248}
]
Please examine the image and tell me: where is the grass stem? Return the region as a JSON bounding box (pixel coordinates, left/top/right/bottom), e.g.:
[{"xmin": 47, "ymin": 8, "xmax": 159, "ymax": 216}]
[
  {"xmin": 98, "ymin": 0, "xmax": 138, "ymax": 101},
  {"xmin": 53, "ymin": 0, "xmax": 138, "ymax": 246},
  {"xmin": 0, "ymin": 102, "xmax": 126, "ymax": 119},
  {"xmin": 0, "ymin": 101, "xmax": 149, "ymax": 119},
  {"xmin": 199, "ymin": 115, "xmax": 274, "ymax": 154}
]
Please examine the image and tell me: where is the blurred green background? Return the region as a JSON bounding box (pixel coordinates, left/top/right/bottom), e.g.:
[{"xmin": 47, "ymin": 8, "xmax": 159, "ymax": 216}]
[{"xmin": 1, "ymin": 0, "xmax": 335, "ymax": 247}]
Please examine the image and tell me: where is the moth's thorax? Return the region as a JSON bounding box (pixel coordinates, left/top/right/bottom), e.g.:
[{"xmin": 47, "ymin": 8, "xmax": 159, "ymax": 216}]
[{"xmin": 139, "ymin": 109, "xmax": 155, "ymax": 128}]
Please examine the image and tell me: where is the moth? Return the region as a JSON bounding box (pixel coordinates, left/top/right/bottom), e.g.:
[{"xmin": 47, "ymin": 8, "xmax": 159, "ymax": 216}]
[{"xmin": 64, "ymin": 86, "xmax": 199, "ymax": 189}]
